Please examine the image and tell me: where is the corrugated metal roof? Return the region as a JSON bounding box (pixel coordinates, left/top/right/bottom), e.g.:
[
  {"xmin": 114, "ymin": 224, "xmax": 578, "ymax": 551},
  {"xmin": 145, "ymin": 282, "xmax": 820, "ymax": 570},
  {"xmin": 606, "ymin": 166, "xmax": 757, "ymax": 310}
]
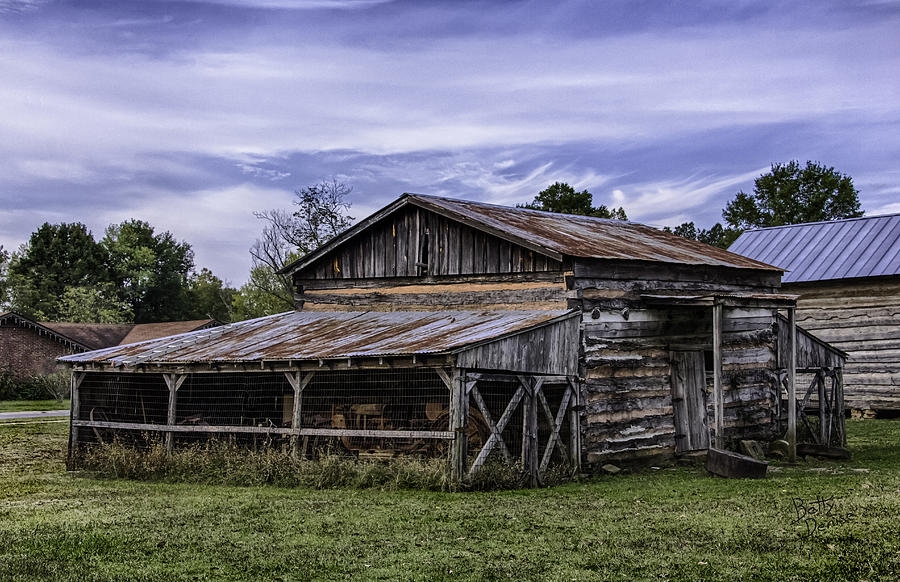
[
  {"xmin": 59, "ymin": 309, "xmax": 577, "ymax": 367},
  {"xmin": 281, "ymin": 194, "xmax": 781, "ymax": 275},
  {"xmin": 729, "ymin": 213, "xmax": 900, "ymax": 283}
]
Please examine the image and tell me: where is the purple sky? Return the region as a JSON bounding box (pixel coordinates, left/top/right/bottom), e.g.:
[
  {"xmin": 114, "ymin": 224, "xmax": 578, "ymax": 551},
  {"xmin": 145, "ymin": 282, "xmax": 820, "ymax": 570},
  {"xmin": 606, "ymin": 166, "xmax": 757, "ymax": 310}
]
[{"xmin": 2, "ymin": 0, "xmax": 899, "ymax": 284}]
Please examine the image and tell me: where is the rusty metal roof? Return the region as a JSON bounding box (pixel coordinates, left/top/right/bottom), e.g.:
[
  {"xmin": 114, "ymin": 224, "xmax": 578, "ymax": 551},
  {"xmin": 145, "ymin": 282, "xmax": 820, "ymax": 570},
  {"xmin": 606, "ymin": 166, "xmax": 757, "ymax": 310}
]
[
  {"xmin": 59, "ymin": 309, "xmax": 578, "ymax": 367},
  {"xmin": 729, "ymin": 213, "xmax": 900, "ymax": 283},
  {"xmin": 281, "ymin": 193, "xmax": 781, "ymax": 275}
]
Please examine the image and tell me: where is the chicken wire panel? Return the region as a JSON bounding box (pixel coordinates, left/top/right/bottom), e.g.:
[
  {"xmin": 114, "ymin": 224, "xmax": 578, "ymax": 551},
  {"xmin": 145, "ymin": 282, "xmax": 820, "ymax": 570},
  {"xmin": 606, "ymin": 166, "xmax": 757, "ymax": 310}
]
[
  {"xmin": 176, "ymin": 372, "xmax": 289, "ymax": 428},
  {"xmin": 301, "ymin": 368, "xmax": 451, "ymax": 458},
  {"xmin": 78, "ymin": 372, "xmax": 168, "ymax": 425}
]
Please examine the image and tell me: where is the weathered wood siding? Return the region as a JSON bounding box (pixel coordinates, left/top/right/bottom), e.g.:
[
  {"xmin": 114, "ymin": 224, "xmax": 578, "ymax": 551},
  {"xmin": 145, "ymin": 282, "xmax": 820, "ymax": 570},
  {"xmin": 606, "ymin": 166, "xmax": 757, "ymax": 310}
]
[
  {"xmin": 581, "ymin": 308, "xmax": 778, "ymax": 463},
  {"xmin": 569, "ymin": 259, "xmax": 781, "ymax": 310},
  {"xmin": 457, "ymin": 316, "xmax": 580, "ymax": 376},
  {"xmin": 786, "ymin": 276, "xmax": 900, "ymax": 411},
  {"xmin": 295, "ymin": 205, "xmax": 563, "ymax": 281},
  {"xmin": 299, "ymin": 275, "xmax": 569, "ymax": 312}
]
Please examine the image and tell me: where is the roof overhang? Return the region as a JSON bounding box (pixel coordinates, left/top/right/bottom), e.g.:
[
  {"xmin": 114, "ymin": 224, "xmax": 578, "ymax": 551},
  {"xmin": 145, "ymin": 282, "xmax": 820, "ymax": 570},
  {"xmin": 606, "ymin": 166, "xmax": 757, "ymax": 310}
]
[
  {"xmin": 641, "ymin": 293, "xmax": 799, "ymax": 309},
  {"xmin": 60, "ymin": 309, "xmax": 581, "ymax": 376}
]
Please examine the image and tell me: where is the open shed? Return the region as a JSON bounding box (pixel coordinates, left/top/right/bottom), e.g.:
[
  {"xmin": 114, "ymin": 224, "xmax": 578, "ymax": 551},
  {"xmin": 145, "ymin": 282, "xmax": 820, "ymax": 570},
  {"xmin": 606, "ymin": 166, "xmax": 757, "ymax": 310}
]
[{"xmin": 61, "ymin": 309, "xmax": 581, "ymax": 485}]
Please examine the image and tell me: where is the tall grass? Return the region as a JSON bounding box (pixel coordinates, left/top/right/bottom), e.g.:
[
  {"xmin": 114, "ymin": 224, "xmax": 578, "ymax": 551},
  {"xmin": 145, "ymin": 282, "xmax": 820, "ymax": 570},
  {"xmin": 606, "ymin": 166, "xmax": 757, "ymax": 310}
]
[{"xmin": 76, "ymin": 438, "xmax": 574, "ymax": 491}]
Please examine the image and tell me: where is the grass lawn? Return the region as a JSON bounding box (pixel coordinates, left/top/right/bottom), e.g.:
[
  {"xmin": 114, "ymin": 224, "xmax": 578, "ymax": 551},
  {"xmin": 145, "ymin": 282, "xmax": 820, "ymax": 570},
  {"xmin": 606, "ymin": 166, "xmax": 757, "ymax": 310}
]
[
  {"xmin": 0, "ymin": 399, "xmax": 70, "ymax": 413},
  {"xmin": 0, "ymin": 419, "xmax": 897, "ymax": 581}
]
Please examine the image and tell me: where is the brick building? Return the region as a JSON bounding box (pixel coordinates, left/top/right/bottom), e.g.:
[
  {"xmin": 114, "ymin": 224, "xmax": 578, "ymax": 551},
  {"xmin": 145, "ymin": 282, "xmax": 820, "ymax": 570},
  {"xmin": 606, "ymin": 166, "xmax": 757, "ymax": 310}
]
[{"xmin": 0, "ymin": 311, "xmax": 217, "ymax": 380}]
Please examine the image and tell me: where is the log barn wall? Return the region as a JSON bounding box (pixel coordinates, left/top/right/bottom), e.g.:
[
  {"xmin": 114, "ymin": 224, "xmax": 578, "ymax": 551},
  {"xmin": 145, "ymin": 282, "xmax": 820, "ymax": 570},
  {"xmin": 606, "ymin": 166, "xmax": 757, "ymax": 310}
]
[
  {"xmin": 569, "ymin": 259, "xmax": 781, "ymax": 464},
  {"xmin": 785, "ymin": 276, "xmax": 900, "ymax": 412}
]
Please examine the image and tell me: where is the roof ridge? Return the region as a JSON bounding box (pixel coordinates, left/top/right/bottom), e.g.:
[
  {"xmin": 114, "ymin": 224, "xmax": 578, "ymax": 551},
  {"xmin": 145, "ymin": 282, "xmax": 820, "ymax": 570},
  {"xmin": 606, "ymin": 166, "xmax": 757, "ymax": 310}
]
[
  {"xmin": 405, "ymin": 192, "xmax": 632, "ymax": 225},
  {"xmin": 742, "ymin": 212, "xmax": 900, "ymax": 233}
]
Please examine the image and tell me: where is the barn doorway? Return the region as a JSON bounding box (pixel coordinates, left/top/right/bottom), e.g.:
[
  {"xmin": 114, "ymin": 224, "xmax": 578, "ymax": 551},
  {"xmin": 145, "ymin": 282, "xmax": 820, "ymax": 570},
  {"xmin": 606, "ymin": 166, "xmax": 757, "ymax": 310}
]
[{"xmin": 670, "ymin": 351, "xmax": 710, "ymax": 452}]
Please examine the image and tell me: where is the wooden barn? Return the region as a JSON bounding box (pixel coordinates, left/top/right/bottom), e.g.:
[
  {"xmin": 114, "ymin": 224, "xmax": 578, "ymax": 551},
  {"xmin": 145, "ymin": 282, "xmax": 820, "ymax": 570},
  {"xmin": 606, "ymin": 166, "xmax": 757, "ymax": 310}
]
[
  {"xmin": 61, "ymin": 194, "xmax": 847, "ymax": 483},
  {"xmin": 730, "ymin": 213, "xmax": 900, "ymax": 416}
]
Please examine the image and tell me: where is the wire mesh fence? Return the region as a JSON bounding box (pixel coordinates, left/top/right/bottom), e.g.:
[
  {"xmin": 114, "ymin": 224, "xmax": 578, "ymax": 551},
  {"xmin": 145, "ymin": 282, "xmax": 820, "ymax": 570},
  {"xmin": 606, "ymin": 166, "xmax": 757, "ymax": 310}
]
[{"xmin": 71, "ymin": 369, "xmax": 579, "ymax": 481}]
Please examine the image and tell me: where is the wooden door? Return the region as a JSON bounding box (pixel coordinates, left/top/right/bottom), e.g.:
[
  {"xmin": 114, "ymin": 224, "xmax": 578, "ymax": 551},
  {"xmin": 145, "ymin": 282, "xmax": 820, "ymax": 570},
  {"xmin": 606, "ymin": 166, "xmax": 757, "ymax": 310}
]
[{"xmin": 670, "ymin": 351, "xmax": 710, "ymax": 452}]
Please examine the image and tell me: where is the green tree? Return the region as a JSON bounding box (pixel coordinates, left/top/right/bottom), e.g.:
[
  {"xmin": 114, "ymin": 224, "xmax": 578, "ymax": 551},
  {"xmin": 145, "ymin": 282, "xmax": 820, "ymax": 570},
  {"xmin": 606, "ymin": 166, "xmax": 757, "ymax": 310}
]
[
  {"xmin": 724, "ymin": 161, "xmax": 863, "ymax": 230},
  {"xmin": 7, "ymin": 223, "xmax": 109, "ymax": 320},
  {"xmin": 232, "ymin": 266, "xmax": 294, "ymax": 321},
  {"xmin": 663, "ymin": 221, "xmax": 741, "ymax": 250},
  {"xmin": 519, "ymin": 182, "xmax": 627, "ymax": 219},
  {"xmin": 58, "ymin": 283, "xmax": 133, "ymax": 323},
  {"xmin": 243, "ymin": 180, "xmax": 355, "ymax": 317},
  {"xmin": 0, "ymin": 245, "xmax": 9, "ymax": 308},
  {"xmin": 187, "ymin": 268, "xmax": 237, "ymax": 323},
  {"xmin": 102, "ymin": 220, "xmax": 194, "ymax": 323}
]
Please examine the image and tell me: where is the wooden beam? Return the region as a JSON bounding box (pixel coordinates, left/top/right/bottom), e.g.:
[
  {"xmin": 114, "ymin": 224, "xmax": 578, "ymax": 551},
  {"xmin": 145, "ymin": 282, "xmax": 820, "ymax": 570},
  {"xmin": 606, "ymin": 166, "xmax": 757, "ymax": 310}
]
[
  {"xmin": 468, "ymin": 385, "xmax": 525, "ymax": 476},
  {"xmin": 539, "ymin": 385, "xmax": 572, "ymax": 473},
  {"xmin": 712, "ymin": 303, "xmax": 724, "ymax": 449},
  {"xmin": 518, "ymin": 376, "xmax": 542, "ymax": 487},
  {"xmin": 71, "ymin": 420, "xmax": 455, "ymax": 439},
  {"xmin": 469, "ymin": 385, "xmax": 513, "ymax": 464},
  {"xmin": 787, "ymin": 307, "xmax": 797, "ymax": 462},
  {"xmin": 567, "ymin": 378, "xmax": 581, "ymax": 473},
  {"xmin": 285, "ymin": 371, "xmax": 315, "ymax": 458},
  {"xmin": 67, "ymin": 371, "xmax": 85, "ymax": 470},
  {"xmin": 449, "ymin": 369, "xmax": 468, "ymax": 483},
  {"xmin": 163, "ymin": 373, "xmax": 185, "ymax": 455}
]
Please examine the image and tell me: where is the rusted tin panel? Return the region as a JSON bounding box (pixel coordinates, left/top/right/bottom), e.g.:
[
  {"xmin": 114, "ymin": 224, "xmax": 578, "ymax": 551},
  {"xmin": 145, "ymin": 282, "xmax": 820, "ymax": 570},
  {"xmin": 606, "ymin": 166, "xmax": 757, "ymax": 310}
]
[
  {"xmin": 282, "ymin": 194, "xmax": 782, "ymax": 277},
  {"xmin": 59, "ymin": 310, "xmax": 578, "ymax": 366},
  {"xmin": 410, "ymin": 195, "xmax": 781, "ymax": 271}
]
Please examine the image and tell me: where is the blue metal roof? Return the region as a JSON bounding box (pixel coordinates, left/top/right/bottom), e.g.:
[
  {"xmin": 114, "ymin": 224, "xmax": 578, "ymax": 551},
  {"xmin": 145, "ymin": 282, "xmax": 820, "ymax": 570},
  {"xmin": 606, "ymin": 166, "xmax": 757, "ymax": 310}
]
[{"xmin": 728, "ymin": 213, "xmax": 900, "ymax": 283}]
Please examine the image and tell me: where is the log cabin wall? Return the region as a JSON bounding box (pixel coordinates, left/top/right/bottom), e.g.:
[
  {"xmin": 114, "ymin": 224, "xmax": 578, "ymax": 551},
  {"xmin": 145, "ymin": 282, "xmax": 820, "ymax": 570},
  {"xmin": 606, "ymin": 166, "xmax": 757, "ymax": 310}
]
[
  {"xmin": 570, "ymin": 259, "xmax": 781, "ymax": 465},
  {"xmin": 293, "ymin": 205, "xmax": 567, "ymax": 311},
  {"xmin": 785, "ymin": 275, "xmax": 900, "ymax": 413}
]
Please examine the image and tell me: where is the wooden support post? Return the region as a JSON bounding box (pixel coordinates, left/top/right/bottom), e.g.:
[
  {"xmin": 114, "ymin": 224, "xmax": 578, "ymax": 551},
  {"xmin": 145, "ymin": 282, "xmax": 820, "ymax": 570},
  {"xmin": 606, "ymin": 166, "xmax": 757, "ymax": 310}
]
[
  {"xmin": 712, "ymin": 303, "xmax": 724, "ymax": 449},
  {"xmin": 285, "ymin": 371, "xmax": 315, "ymax": 458},
  {"xmin": 66, "ymin": 371, "xmax": 85, "ymax": 470},
  {"xmin": 836, "ymin": 368, "xmax": 846, "ymax": 446},
  {"xmin": 448, "ymin": 368, "xmax": 468, "ymax": 483},
  {"xmin": 817, "ymin": 370, "xmax": 828, "ymax": 446},
  {"xmin": 163, "ymin": 374, "xmax": 186, "ymax": 456},
  {"xmin": 568, "ymin": 378, "xmax": 581, "ymax": 473},
  {"xmin": 519, "ymin": 376, "xmax": 541, "ymax": 488},
  {"xmin": 787, "ymin": 307, "xmax": 797, "ymax": 462}
]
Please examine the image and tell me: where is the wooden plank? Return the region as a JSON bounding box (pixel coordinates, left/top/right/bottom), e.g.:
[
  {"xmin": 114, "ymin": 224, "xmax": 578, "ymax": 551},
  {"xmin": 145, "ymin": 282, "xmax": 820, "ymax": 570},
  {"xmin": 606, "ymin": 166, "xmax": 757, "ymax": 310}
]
[
  {"xmin": 163, "ymin": 373, "xmax": 184, "ymax": 455},
  {"xmin": 449, "ymin": 369, "xmax": 467, "ymax": 482},
  {"xmin": 520, "ymin": 376, "xmax": 541, "ymax": 487},
  {"xmin": 470, "ymin": 385, "xmax": 513, "ymax": 463},
  {"xmin": 567, "ymin": 378, "xmax": 581, "ymax": 472},
  {"xmin": 712, "ymin": 304, "xmax": 724, "ymax": 448},
  {"xmin": 468, "ymin": 385, "xmax": 526, "ymax": 476},
  {"xmin": 787, "ymin": 307, "xmax": 797, "ymax": 461},
  {"xmin": 71, "ymin": 420, "xmax": 455, "ymax": 439},
  {"xmin": 67, "ymin": 371, "xmax": 85, "ymax": 469},
  {"xmin": 286, "ymin": 371, "xmax": 315, "ymax": 457},
  {"xmin": 539, "ymin": 385, "xmax": 572, "ymax": 473}
]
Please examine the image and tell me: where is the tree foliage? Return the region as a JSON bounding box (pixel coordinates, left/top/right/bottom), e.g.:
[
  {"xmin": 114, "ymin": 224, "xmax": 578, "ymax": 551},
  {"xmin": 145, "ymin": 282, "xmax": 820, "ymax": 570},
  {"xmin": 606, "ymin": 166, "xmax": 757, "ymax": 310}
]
[
  {"xmin": 102, "ymin": 220, "xmax": 195, "ymax": 323},
  {"xmin": 187, "ymin": 268, "xmax": 237, "ymax": 323},
  {"xmin": 667, "ymin": 161, "xmax": 863, "ymax": 250},
  {"xmin": 58, "ymin": 283, "xmax": 133, "ymax": 324},
  {"xmin": 723, "ymin": 160, "xmax": 863, "ymax": 230},
  {"xmin": 663, "ymin": 221, "xmax": 741, "ymax": 249},
  {"xmin": 242, "ymin": 180, "xmax": 354, "ymax": 317},
  {"xmin": 7, "ymin": 223, "xmax": 109, "ymax": 320},
  {"xmin": 6, "ymin": 220, "xmax": 233, "ymax": 324},
  {"xmin": 519, "ymin": 182, "xmax": 627, "ymax": 220}
]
